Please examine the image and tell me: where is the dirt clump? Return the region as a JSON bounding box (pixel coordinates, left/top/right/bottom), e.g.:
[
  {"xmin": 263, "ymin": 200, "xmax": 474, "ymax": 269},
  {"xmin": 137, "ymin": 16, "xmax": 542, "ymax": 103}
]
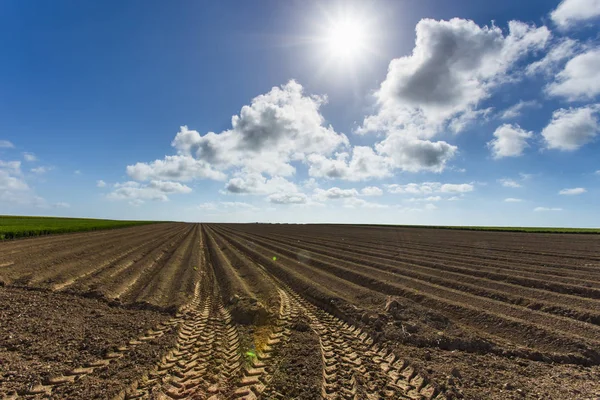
[{"xmin": 228, "ymin": 294, "xmax": 270, "ymax": 325}]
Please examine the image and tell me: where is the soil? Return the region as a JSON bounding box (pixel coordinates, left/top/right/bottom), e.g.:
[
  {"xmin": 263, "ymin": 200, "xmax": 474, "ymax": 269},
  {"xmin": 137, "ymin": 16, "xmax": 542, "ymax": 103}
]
[
  {"xmin": 0, "ymin": 286, "xmax": 176, "ymax": 399},
  {"xmin": 1, "ymin": 223, "xmax": 599, "ymax": 399}
]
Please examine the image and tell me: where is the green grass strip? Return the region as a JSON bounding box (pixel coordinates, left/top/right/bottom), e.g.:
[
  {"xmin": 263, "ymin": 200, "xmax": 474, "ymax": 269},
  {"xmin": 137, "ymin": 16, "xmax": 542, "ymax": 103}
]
[{"xmin": 0, "ymin": 215, "xmax": 165, "ymax": 240}]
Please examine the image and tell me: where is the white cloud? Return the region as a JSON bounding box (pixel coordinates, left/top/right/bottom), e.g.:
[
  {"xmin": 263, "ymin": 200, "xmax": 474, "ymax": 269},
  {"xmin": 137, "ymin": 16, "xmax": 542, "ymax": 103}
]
[
  {"xmin": 374, "ymin": 135, "xmax": 457, "ymax": 173},
  {"xmin": 0, "ymin": 160, "xmax": 46, "ymax": 207},
  {"xmin": 498, "ymin": 178, "xmax": 522, "ymax": 188},
  {"xmin": 504, "ymin": 198, "xmax": 523, "ymax": 202},
  {"xmin": 360, "ymin": 186, "xmax": 383, "ymax": 196},
  {"xmin": 542, "ymin": 105, "xmax": 599, "ymax": 150},
  {"xmin": 97, "ymin": 180, "xmax": 107, "ymax": 188},
  {"xmin": 526, "ymin": 38, "xmax": 579, "ymax": 76},
  {"xmin": 448, "ymin": 107, "xmax": 494, "ymax": 133},
  {"xmin": 550, "ymin": 0, "xmax": 600, "ymax": 29},
  {"xmin": 268, "ymin": 192, "xmax": 309, "ymax": 205},
  {"xmin": 0, "ymin": 140, "xmax": 14, "ymax": 149},
  {"xmin": 127, "ymin": 155, "xmax": 226, "ymax": 182},
  {"xmin": 559, "ymin": 187, "xmax": 586, "ymax": 195},
  {"xmin": 499, "ymin": 100, "xmax": 540, "ymax": 120},
  {"xmin": 108, "ymin": 180, "xmax": 192, "ymax": 203},
  {"xmin": 534, "ymin": 207, "xmax": 563, "ymax": 212},
  {"xmin": 386, "ymin": 182, "xmax": 474, "ymax": 194},
  {"xmin": 224, "ymin": 172, "xmax": 298, "ymax": 195},
  {"xmin": 343, "ymin": 198, "xmax": 388, "ymax": 209},
  {"xmin": 54, "ymin": 202, "xmax": 70, "ymax": 208},
  {"xmin": 424, "ymin": 203, "xmax": 438, "ymax": 210},
  {"xmin": 313, "ymin": 187, "xmax": 359, "ymax": 201},
  {"xmin": 133, "ymin": 81, "xmax": 349, "ymax": 184},
  {"xmin": 440, "ymin": 183, "xmax": 474, "ymax": 193},
  {"xmin": 307, "ymin": 146, "xmax": 393, "ymax": 180},
  {"xmin": 31, "ymin": 166, "xmax": 51, "ymax": 174},
  {"xmin": 488, "ymin": 124, "xmax": 533, "ymax": 159},
  {"xmin": 74, "ymin": 170, "xmax": 82, "ymax": 175},
  {"xmin": 361, "ymin": 18, "xmax": 550, "ymax": 134},
  {"xmin": 23, "ymin": 152, "xmax": 37, "ymax": 162},
  {"xmin": 302, "ymin": 178, "xmax": 319, "ymax": 190},
  {"xmin": 546, "ymin": 48, "xmax": 600, "ymax": 101},
  {"xmin": 0, "ymin": 161, "xmax": 28, "ymax": 192},
  {"xmin": 407, "ymin": 196, "xmax": 443, "ymax": 202}
]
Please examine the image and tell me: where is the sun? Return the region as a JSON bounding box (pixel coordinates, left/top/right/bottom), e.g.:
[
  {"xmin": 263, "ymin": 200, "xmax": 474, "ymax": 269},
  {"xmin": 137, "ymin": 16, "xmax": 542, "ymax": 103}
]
[{"xmin": 326, "ymin": 17, "xmax": 367, "ymax": 60}]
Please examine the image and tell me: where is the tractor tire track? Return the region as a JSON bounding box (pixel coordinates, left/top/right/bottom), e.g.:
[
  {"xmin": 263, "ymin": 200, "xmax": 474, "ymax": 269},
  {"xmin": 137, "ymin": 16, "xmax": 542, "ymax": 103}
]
[
  {"xmin": 232, "ymin": 288, "xmax": 296, "ymax": 400},
  {"xmin": 116, "ymin": 230, "xmax": 243, "ymax": 400}
]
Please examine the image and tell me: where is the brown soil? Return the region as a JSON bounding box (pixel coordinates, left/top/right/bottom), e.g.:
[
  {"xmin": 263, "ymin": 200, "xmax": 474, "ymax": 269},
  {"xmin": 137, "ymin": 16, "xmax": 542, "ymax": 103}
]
[
  {"xmin": 265, "ymin": 318, "xmax": 322, "ymax": 399},
  {"xmin": 1, "ymin": 223, "xmax": 599, "ymax": 399},
  {"xmin": 0, "ymin": 286, "xmax": 176, "ymax": 399}
]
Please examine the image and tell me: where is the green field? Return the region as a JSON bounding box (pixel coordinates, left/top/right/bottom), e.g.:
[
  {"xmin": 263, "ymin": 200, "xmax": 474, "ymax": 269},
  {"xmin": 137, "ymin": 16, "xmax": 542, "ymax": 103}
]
[{"xmin": 0, "ymin": 216, "xmax": 162, "ymax": 240}]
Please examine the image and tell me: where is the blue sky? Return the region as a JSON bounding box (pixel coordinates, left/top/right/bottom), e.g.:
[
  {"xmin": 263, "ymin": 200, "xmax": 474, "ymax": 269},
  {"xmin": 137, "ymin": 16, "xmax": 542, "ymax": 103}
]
[{"xmin": 1, "ymin": 0, "xmax": 599, "ymax": 226}]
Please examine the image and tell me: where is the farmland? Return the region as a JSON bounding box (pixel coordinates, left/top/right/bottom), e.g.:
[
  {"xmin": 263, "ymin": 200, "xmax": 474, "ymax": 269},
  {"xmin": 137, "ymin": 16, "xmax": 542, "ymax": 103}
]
[
  {"xmin": 1, "ymin": 223, "xmax": 599, "ymax": 399},
  {"xmin": 0, "ymin": 216, "xmax": 160, "ymax": 240}
]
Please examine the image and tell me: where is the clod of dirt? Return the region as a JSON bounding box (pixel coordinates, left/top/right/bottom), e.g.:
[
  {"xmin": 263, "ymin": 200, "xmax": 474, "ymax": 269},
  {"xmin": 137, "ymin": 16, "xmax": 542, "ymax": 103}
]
[
  {"xmin": 451, "ymin": 367, "xmax": 462, "ymax": 379},
  {"xmin": 229, "ymin": 297, "xmax": 270, "ymax": 325},
  {"xmin": 385, "ymin": 296, "xmax": 401, "ymax": 313},
  {"xmin": 291, "ymin": 316, "xmax": 311, "ymax": 332}
]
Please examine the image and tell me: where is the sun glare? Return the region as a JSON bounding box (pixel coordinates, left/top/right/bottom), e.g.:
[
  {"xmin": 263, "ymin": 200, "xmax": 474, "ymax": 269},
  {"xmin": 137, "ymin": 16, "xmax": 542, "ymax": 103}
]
[{"xmin": 326, "ymin": 17, "xmax": 367, "ymax": 60}]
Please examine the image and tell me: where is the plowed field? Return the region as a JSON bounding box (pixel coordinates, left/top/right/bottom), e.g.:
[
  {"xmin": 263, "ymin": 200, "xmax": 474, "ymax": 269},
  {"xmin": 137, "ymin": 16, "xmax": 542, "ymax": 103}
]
[{"xmin": 1, "ymin": 223, "xmax": 599, "ymax": 399}]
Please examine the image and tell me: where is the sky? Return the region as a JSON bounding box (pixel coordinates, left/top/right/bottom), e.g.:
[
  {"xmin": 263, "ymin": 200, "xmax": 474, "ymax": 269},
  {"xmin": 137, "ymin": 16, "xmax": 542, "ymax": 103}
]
[{"xmin": 1, "ymin": 0, "xmax": 599, "ymax": 226}]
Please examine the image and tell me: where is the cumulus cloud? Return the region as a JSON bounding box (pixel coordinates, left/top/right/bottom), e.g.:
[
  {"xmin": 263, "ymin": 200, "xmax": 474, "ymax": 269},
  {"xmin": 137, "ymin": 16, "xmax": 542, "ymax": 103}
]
[
  {"xmin": 550, "ymin": 0, "xmax": 600, "ymax": 29},
  {"xmin": 534, "ymin": 207, "xmax": 562, "ymax": 212},
  {"xmin": 0, "ymin": 140, "xmax": 14, "ymax": 148},
  {"xmin": 108, "ymin": 180, "xmax": 192, "ymax": 203},
  {"xmin": 500, "ymin": 100, "xmax": 540, "ymax": 120},
  {"xmin": 504, "ymin": 198, "xmax": 523, "ymax": 202},
  {"xmin": 268, "ymin": 192, "xmax": 309, "ymax": 204},
  {"xmin": 131, "ymin": 81, "xmax": 349, "ymax": 184},
  {"xmin": 23, "ymin": 152, "xmax": 37, "ymax": 162},
  {"xmin": 374, "ymin": 135, "xmax": 457, "ymax": 173},
  {"xmin": 361, "ymin": 18, "xmax": 550, "ymax": 134},
  {"xmin": 386, "ymin": 182, "xmax": 474, "ymax": 194},
  {"xmin": 224, "ymin": 172, "xmax": 298, "ymax": 195},
  {"xmin": 307, "ymin": 146, "xmax": 393, "ymax": 180},
  {"xmin": 313, "ymin": 187, "xmax": 359, "ymax": 201},
  {"xmin": 546, "ymin": 48, "xmax": 600, "ymax": 101},
  {"xmin": 360, "ymin": 186, "xmax": 383, "ymax": 196},
  {"xmin": 127, "ymin": 155, "xmax": 226, "ymax": 182},
  {"xmin": 0, "ymin": 160, "xmax": 46, "ymax": 207},
  {"xmin": 526, "ymin": 38, "xmax": 579, "ymax": 76},
  {"xmin": 559, "ymin": 187, "xmax": 586, "ymax": 195},
  {"xmin": 97, "ymin": 180, "xmax": 107, "ymax": 188},
  {"xmin": 0, "ymin": 161, "xmax": 28, "ymax": 191},
  {"xmin": 498, "ymin": 178, "xmax": 522, "ymax": 188},
  {"xmin": 407, "ymin": 196, "xmax": 443, "ymax": 202},
  {"xmin": 542, "ymin": 105, "xmax": 599, "ymax": 150},
  {"xmin": 488, "ymin": 124, "xmax": 533, "ymax": 159}
]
